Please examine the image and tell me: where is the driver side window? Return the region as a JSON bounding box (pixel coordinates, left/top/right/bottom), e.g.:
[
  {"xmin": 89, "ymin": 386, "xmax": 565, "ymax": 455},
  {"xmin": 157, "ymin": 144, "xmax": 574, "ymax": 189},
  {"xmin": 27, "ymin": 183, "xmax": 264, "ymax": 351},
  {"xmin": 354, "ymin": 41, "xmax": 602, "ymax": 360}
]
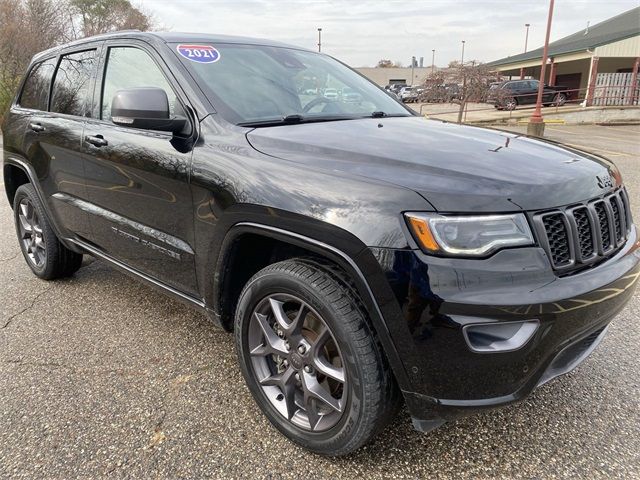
[{"xmin": 101, "ymin": 46, "xmax": 178, "ymax": 122}]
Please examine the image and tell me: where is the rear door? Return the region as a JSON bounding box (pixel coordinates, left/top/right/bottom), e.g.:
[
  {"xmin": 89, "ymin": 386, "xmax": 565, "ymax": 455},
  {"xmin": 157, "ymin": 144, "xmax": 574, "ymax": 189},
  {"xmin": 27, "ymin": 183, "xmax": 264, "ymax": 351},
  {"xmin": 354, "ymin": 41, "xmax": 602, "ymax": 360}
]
[
  {"xmin": 524, "ymin": 80, "xmax": 542, "ymax": 104},
  {"xmin": 81, "ymin": 41, "xmax": 199, "ymax": 295},
  {"xmin": 20, "ymin": 46, "xmax": 101, "ymax": 239}
]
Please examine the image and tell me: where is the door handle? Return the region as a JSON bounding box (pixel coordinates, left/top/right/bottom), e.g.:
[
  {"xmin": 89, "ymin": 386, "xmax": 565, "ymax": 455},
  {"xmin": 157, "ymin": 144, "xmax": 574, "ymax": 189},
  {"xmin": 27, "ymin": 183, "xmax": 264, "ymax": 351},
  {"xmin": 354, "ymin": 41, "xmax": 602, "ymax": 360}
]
[
  {"xmin": 29, "ymin": 123, "xmax": 45, "ymax": 132},
  {"xmin": 85, "ymin": 135, "xmax": 108, "ymax": 147}
]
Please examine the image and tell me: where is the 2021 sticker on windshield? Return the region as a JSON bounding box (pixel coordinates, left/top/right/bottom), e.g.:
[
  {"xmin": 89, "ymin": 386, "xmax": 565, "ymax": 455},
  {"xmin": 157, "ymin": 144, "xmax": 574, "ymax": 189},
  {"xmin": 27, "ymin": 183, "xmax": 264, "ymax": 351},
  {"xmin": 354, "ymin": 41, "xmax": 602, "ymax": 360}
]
[{"xmin": 176, "ymin": 44, "xmax": 220, "ymax": 63}]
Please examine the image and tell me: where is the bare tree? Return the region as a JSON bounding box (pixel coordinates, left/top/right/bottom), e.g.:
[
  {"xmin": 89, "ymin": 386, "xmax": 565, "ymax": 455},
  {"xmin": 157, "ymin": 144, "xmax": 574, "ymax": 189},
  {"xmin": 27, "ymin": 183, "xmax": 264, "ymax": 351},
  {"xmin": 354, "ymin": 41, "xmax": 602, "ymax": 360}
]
[
  {"xmin": 448, "ymin": 61, "xmax": 493, "ymax": 123},
  {"xmin": 0, "ymin": 0, "xmax": 156, "ymax": 118},
  {"xmin": 0, "ymin": 0, "xmax": 70, "ymax": 115},
  {"xmin": 69, "ymin": 0, "xmax": 156, "ymax": 38},
  {"xmin": 376, "ymin": 59, "xmax": 394, "ymax": 68}
]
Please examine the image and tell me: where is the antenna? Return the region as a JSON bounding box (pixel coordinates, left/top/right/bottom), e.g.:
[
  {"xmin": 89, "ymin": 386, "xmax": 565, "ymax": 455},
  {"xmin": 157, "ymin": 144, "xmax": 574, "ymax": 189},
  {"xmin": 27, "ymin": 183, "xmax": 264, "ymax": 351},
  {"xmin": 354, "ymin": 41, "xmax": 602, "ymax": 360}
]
[{"xmin": 584, "ymin": 21, "xmax": 590, "ymax": 35}]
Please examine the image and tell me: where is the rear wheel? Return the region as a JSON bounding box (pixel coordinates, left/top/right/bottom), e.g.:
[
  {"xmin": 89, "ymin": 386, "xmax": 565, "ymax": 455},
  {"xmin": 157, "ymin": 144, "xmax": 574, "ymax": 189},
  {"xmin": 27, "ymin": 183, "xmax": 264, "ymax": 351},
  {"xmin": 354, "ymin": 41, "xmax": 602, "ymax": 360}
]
[
  {"xmin": 13, "ymin": 183, "xmax": 82, "ymax": 280},
  {"xmin": 553, "ymin": 93, "xmax": 567, "ymax": 106},
  {"xmin": 234, "ymin": 259, "xmax": 400, "ymax": 456}
]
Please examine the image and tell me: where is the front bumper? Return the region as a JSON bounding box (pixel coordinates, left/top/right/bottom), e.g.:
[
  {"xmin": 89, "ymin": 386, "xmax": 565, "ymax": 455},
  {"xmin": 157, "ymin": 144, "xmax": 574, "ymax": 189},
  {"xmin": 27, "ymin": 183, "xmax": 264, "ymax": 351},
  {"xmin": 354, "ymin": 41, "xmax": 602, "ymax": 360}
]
[{"xmin": 370, "ymin": 227, "xmax": 640, "ymax": 431}]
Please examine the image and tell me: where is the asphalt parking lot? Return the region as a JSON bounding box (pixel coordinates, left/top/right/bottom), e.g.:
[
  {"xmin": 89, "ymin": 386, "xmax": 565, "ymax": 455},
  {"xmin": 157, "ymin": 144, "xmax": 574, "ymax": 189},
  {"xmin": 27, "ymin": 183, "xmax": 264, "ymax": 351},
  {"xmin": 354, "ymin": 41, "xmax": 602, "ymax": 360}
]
[{"xmin": 1, "ymin": 125, "xmax": 639, "ymax": 479}]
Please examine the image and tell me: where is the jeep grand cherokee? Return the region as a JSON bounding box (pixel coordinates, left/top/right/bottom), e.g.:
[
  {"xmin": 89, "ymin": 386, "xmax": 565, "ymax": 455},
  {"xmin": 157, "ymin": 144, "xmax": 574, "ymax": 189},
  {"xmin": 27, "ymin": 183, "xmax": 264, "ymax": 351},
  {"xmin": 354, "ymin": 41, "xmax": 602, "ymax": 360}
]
[{"xmin": 2, "ymin": 31, "xmax": 638, "ymax": 456}]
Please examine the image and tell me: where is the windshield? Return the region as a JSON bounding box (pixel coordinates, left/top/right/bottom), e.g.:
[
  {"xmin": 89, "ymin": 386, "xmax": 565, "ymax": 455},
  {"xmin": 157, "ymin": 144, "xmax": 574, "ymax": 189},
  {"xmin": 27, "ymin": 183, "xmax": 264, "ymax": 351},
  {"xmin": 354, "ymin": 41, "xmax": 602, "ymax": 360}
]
[{"xmin": 171, "ymin": 42, "xmax": 411, "ymax": 125}]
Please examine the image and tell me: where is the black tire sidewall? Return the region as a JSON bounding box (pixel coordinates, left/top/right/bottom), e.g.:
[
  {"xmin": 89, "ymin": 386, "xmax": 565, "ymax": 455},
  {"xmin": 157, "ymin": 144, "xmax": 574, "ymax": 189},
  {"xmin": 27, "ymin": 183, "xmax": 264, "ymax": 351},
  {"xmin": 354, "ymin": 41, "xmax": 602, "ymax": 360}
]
[
  {"xmin": 235, "ymin": 270, "xmax": 371, "ymax": 455},
  {"xmin": 13, "ymin": 184, "xmax": 55, "ymax": 278}
]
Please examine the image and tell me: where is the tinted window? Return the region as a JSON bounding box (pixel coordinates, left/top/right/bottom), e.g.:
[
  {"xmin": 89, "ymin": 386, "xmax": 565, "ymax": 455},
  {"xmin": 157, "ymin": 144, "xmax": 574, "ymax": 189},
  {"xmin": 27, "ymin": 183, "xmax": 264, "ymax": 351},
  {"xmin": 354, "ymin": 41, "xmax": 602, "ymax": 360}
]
[
  {"xmin": 19, "ymin": 58, "xmax": 57, "ymax": 110},
  {"xmin": 527, "ymin": 80, "xmax": 540, "ymax": 89},
  {"xmin": 101, "ymin": 47, "xmax": 177, "ymax": 121},
  {"xmin": 50, "ymin": 50, "xmax": 97, "ymax": 116}
]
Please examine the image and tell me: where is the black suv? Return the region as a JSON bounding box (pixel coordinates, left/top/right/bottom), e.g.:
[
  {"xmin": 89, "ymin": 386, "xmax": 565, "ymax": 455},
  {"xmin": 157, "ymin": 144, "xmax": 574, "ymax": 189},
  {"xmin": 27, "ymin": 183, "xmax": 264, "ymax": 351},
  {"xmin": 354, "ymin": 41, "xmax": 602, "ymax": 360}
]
[
  {"xmin": 2, "ymin": 32, "xmax": 638, "ymax": 456},
  {"xmin": 488, "ymin": 79, "xmax": 569, "ymax": 110}
]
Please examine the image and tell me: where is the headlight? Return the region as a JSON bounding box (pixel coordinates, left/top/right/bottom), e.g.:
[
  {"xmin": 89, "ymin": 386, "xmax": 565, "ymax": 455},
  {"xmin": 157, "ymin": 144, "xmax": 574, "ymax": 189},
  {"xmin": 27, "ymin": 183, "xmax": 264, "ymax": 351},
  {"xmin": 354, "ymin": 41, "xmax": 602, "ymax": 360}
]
[{"xmin": 405, "ymin": 212, "xmax": 534, "ymax": 257}]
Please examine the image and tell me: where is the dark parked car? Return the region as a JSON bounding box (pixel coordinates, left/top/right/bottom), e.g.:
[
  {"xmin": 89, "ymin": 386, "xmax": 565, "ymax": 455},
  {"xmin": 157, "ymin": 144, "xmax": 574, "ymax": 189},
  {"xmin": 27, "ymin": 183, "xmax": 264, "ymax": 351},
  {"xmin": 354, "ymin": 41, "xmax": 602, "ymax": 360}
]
[
  {"xmin": 2, "ymin": 31, "xmax": 638, "ymax": 456},
  {"xmin": 488, "ymin": 79, "xmax": 569, "ymax": 110}
]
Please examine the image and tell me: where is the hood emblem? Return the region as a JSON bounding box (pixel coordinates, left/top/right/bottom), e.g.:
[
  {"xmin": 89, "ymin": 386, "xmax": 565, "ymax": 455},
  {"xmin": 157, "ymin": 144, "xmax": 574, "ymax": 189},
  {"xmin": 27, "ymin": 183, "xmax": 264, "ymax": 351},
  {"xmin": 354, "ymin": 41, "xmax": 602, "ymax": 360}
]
[
  {"xmin": 596, "ymin": 174, "xmax": 613, "ymax": 189},
  {"xmin": 563, "ymin": 158, "xmax": 580, "ymax": 164}
]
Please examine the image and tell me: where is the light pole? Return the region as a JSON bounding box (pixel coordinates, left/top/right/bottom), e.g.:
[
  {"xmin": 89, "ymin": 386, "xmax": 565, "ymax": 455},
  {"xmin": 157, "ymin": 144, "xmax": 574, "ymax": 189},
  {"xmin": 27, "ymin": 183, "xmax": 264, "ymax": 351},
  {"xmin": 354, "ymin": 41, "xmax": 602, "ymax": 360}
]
[
  {"xmin": 528, "ymin": 0, "xmax": 554, "ymax": 137},
  {"xmin": 431, "ymin": 49, "xmax": 435, "ymax": 74},
  {"xmin": 317, "ymin": 28, "xmax": 322, "ymax": 52},
  {"xmin": 524, "ymin": 23, "xmax": 531, "ymax": 52},
  {"xmin": 460, "ymin": 40, "xmax": 466, "ymax": 66},
  {"xmin": 411, "ymin": 56, "xmax": 416, "ymax": 86}
]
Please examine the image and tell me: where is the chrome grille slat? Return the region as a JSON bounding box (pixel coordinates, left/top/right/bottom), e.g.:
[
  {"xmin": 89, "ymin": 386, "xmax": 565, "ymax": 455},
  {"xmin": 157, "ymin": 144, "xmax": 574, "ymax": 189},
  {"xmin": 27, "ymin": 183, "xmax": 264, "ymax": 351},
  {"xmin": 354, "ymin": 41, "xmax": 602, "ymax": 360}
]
[{"xmin": 534, "ymin": 188, "xmax": 632, "ymax": 272}]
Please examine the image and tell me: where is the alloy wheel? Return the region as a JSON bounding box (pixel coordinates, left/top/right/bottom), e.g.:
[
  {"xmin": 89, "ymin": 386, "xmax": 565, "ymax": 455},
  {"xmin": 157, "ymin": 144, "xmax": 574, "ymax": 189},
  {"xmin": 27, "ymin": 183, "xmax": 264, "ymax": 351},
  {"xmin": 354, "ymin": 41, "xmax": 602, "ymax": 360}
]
[
  {"xmin": 17, "ymin": 197, "xmax": 46, "ymax": 268},
  {"xmin": 247, "ymin": 293, "xmax": 347, "ymax": 431}
]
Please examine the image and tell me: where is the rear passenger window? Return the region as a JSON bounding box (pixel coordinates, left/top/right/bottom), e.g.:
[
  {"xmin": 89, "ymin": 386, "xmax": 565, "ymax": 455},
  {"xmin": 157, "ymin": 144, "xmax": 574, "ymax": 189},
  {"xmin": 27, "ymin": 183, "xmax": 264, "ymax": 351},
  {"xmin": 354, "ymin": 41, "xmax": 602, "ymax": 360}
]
[
  {"xmin": 50, "ymin": 50, "xmax": 97, "ymax": 117},
  {"xmin": 101, "ymin": 47, "xmax": 178, "ymax": 122},
  {"xmin": 19, "ymin": 59, "xmax": 56, "ymax": 110}
]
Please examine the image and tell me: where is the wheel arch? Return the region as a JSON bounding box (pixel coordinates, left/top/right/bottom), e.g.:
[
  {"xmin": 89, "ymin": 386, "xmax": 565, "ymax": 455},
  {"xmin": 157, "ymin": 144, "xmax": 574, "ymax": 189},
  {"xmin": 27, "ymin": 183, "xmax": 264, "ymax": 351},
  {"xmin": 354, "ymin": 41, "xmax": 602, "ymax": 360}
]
[
  {"xmin": 4, "ymin": 162, "xmax": 31, "ymax": 208},
  {"xmin": 212, "ymin": 222, "xmax": 413, "ymax": 391}
]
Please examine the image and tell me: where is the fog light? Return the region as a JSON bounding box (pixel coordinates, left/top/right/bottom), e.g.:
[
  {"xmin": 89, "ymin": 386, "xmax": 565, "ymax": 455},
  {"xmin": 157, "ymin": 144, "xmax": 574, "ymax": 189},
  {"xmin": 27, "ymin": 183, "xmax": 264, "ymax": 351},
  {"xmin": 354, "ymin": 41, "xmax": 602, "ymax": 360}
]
[{"xmin": 463, "ymin": 320, "xmax": 539, "ymax": 353}]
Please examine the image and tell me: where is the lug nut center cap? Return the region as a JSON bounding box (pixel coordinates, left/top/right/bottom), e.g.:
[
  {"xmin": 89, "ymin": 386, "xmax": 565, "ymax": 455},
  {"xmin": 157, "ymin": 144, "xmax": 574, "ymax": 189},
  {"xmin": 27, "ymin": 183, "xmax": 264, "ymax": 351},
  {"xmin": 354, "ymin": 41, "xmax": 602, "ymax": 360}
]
[{"xmin": 290, "ymin": 352, "xmax": 304, "ymax": 370}]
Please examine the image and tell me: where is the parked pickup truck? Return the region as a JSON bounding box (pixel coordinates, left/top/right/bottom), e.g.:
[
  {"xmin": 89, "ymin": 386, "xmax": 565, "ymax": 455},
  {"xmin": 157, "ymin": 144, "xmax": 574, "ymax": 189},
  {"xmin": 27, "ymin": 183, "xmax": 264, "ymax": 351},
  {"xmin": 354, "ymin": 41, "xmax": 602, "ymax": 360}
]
[{"xmin": 488, "ymin": 79, "xmax": 569, "ymax": 110}]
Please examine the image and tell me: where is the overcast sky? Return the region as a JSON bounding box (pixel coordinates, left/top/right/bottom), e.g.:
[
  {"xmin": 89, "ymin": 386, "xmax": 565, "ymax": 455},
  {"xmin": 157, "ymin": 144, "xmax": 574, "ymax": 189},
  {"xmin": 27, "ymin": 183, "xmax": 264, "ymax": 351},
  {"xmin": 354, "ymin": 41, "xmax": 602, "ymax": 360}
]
[{"xmin": 142, "ymin": 0, "xmax": 639, "ymax": 67}]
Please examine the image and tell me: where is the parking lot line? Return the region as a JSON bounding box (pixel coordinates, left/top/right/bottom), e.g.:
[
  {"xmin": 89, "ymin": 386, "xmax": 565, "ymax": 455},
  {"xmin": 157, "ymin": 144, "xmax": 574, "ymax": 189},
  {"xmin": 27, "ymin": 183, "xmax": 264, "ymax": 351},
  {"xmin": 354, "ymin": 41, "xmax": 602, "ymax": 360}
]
[{"xmin": 562, "ymin": 142, "xmax": 629, "ymax": 157}]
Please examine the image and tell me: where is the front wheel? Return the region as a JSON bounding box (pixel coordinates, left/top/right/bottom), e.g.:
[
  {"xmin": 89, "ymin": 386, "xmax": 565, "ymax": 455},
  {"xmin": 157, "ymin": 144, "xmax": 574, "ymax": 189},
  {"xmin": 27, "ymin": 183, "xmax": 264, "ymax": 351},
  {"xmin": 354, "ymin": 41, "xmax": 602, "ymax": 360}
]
[
  {"xmin": 234, "ymin": 259, "xmax": 400, "ymax": 456},
  {"xmin": 504, "ymin": 97, "xmax": 518, "ymax": 110}
]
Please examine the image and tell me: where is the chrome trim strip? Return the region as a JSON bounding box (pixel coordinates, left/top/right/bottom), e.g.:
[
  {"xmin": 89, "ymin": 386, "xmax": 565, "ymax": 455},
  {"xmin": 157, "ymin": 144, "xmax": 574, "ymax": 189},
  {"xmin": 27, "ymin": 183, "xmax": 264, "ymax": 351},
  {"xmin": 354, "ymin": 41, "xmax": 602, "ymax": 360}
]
[
  {"xmin": 68, "ymin": 238, "xmax": 205, "ymax": 309},
  {"xmin": 52, "ymin": 192, "xmax": 194, "ymax": 254}
]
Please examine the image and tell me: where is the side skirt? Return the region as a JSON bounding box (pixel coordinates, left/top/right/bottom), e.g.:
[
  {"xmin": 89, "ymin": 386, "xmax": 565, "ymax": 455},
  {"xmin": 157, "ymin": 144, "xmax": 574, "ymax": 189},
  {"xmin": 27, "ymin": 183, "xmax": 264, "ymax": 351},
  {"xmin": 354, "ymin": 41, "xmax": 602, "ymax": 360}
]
[{"xmin": 67, "ymin": 237, "xmax": 209, "ymax": 315}]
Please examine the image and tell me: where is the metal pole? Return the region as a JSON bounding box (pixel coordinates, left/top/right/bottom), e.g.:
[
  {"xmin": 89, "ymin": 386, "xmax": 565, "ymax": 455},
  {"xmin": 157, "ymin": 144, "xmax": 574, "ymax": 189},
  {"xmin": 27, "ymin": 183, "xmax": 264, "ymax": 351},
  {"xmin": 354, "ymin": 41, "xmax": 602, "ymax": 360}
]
[
  {"xmin": 528, "ymin": 0, "xmax": 554, "ymax": 136},
  {"xmin": 431, "ymin": 49, "xmax": 435, "ymax": 74},
  {"xmin": 317, "ymin": 28, "xmax": 322, "ymax": 52},
  {"xmin": 524, "ymin": 23, "xmax": 530, "ymax": 52},
  {"xmin": 461, "ymin": 40, "xmax": 465, "ymax": 65},
  {"xmin": 411, "ymin": 56, "xmax": 415, "ymax": 85}
]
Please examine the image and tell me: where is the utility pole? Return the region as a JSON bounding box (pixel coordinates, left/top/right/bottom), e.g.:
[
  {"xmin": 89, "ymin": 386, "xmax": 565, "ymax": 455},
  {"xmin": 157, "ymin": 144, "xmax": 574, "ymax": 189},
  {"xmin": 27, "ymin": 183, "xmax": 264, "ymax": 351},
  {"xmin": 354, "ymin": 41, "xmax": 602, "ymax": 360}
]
[
  {"xmin": 461, "ymin": 40, "xmax": 466, "ymax": 66},
  {"xmin": 317, "ymin": 28, "xmax": 322, "ymax": 52},
  {"xmin": 528, "ymin": 0, "xmax": 554, "ymax": 137},
  {"xmin": 431, "ymin": 49, "xmax": 436, "ymax": 74}
]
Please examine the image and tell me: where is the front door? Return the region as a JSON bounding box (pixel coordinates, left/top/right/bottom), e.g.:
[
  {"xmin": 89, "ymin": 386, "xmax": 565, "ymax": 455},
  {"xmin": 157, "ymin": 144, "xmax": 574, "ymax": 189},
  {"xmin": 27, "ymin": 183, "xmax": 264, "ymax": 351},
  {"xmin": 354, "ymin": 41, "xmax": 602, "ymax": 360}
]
[{"xmin": 82, "ymin": 43, "xmax": 198, "ymax": 296}]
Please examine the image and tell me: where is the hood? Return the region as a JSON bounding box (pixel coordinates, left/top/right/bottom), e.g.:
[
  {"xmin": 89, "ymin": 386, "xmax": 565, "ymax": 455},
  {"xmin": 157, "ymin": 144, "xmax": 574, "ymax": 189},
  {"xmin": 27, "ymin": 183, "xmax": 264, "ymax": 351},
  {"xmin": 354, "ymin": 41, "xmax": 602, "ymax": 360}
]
[{"xmin": 246, "ymin": 116, "xmax": 619, "ymax": 212}]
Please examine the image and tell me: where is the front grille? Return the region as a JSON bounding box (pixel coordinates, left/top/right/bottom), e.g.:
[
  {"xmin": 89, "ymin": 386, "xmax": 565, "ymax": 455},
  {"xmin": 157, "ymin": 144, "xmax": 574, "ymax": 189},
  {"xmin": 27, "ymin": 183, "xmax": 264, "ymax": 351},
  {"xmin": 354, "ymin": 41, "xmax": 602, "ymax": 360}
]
[
  {"xmin": 534, "ymin": 188, "xmax": 632, "ymax": 272},
  {"xmin": 542, "ymin": 214, "xmax": 571, "ymax": 266},
  {"xmin": 573, "ymin": 207, "xmax": 595, "ymax": 258}
]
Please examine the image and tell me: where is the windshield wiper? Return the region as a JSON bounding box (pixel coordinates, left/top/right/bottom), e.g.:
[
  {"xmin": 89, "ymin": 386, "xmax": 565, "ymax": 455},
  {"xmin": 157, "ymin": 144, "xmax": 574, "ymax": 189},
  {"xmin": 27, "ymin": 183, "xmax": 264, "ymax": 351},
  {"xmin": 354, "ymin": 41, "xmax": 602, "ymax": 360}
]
[
  {"xmin": 369, "ymin": 111, "xmax": 412, "ymax": 118},
  {"xmin": 238, "ymin": 114, "xmax": 355, "ymax": 128}
]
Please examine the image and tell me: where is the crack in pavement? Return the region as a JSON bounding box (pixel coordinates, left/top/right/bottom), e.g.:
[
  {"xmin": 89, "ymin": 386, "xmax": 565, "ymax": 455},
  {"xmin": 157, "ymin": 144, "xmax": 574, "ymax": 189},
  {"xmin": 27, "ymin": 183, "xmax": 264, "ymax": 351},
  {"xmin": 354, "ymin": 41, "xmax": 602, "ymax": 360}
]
[
  {"xmin": 0, "ymin": 252, "xmax": 19, "ymax": 262},
  {"xmin": 2, "ymin": 286, "xmax": 53, "ymax": 329}
]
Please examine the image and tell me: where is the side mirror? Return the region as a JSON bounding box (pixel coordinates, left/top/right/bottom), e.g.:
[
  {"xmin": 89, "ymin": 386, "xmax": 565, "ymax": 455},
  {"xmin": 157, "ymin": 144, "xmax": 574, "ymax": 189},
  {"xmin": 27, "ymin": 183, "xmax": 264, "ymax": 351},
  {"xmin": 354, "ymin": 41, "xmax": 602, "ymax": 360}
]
[{"xmin": 111, "ymin": 87, "xmax": 187, "ymax": 133}]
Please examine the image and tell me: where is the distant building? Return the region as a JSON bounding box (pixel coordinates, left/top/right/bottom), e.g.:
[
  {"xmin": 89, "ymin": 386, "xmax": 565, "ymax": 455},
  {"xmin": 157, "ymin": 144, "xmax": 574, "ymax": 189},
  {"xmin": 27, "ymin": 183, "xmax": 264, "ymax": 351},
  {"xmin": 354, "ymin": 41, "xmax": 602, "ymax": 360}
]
[
  {"xmin": 356, "ymin": 67, "xmax": 435, "ymax": 87},
  {"xmin": 487, "ymin": 7, "xmax": 639, "ymax": 105}
]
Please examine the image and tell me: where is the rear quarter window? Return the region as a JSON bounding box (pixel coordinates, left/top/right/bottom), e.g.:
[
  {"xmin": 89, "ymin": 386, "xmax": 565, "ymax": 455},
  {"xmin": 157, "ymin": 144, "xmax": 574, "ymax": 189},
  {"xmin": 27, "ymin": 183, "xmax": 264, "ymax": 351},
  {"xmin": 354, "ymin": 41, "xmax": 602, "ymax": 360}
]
[{"xmin": 18, "ymin": 58, "xmax": 57, "ymax": 110}]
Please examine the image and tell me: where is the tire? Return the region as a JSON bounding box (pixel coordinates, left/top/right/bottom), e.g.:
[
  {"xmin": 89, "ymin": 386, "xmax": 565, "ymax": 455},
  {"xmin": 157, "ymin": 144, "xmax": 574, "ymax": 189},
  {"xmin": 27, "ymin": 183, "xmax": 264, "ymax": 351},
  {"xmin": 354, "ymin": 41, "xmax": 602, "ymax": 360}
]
[
  {"xmin": 234, "ymin": 259, "xmax": 400, "ymax": 456},
  {"xmin": 553, "ymin": 93, "xmax": 567, "ymax": 106},
  {"xmin": 504, "ymin": 97, "xmax": 518, "ymax": 110},
  {"xmin": 13, "ymin": 183, "xmax": 83, "ymax": 280}
]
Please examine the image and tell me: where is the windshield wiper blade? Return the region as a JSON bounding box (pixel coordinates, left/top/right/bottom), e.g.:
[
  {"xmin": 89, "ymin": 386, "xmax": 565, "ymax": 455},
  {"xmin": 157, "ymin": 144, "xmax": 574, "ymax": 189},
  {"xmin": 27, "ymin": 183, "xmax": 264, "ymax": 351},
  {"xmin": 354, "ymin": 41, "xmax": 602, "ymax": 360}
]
[
  {"xmin": 239, "ymin": 114, "xmax": 356, "ymax": 128},
  {"xmin": 371, "ymin": 111, "xmax": 387, "ymax": 118}
]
